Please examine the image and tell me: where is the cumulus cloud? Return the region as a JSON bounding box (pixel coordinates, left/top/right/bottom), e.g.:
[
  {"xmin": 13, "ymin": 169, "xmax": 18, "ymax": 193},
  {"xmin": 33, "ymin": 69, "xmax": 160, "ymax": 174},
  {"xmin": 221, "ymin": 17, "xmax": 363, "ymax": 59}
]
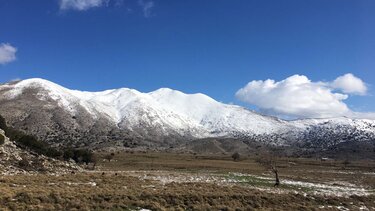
[
  {"xmin": 59, "ymin": 0, "xmax": 109, "ymax": 11},
  {"xmin": 331, "ymin": 73, "xmax": 367, "ymax": 95},
  {"xmin": 0, "ymin": 43, "xmax": 17, "ymax": 65},
  {"xmin": 138, "ymin": 0, "xmax": 154, "ymax": 17},
  {"xmin": 236, "ymin": 74, "xmax": 372, "ymax": 119}
]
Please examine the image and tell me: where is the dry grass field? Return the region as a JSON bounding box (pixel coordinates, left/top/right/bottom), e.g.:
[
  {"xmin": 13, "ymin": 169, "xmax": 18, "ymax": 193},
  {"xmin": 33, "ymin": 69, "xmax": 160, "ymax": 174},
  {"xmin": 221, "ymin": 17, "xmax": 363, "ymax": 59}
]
[{"xmin": 0, "ymin": 152, "xmax": 374, "ymax": 210}]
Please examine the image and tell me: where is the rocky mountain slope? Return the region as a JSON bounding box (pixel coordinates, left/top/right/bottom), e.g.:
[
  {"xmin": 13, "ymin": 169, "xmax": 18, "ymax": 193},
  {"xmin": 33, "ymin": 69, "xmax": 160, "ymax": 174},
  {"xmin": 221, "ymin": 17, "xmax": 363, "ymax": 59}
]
[
  {"xmin": 0, "ymin": 78, "xmax": 374, "ymax": 156},
  {"xmin": 0, "ymin": 129, "xmax": 80, "ymax": 175}
]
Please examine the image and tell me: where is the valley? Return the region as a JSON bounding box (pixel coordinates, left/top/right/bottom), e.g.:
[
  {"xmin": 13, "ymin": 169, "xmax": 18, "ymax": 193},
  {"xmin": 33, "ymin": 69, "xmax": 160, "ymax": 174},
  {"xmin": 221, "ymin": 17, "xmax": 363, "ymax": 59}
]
[
  {"xmin": 0, "ymin": 78, "xmax": 374, "ymax": 210},
  {"xmin": 0, "ymin": 152, "xmax": 374, "ymax": 210}
]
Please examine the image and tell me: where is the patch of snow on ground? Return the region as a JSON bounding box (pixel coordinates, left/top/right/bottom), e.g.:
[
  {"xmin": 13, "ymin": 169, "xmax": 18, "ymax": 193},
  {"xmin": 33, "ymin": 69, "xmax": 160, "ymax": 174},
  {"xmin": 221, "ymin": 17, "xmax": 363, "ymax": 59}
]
[{"xmin": 129, "ymin": 170, "xmax": 374, "ymax": 197}]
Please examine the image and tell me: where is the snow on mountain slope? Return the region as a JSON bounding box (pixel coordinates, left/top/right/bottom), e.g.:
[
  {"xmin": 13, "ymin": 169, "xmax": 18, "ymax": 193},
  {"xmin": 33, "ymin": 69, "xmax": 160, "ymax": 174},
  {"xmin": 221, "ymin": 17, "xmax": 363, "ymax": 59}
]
[
  {"xmin": 1, "ymin": 78, "xmax": 375, "ymax": 147},
  {"xmin": 149, "ymin": 88, "xmax": 291, "ymax": 134},
  {"xmin": 2, "ymin": 78, "xmax": 294, "ymax": 136},
  {"xmin": 291, "ymin": 117, "xmax": 375, "ymax": 134},
  {"xmin": 4, "ymin": 78, "xmax": 140, "ymax": 121}
]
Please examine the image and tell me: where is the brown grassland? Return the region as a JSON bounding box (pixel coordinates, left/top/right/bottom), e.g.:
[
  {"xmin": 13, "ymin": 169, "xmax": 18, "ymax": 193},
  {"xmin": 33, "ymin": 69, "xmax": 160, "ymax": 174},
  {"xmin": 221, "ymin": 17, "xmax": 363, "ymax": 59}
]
[{"xmin": 0, "ymin": 152, "xmax": 374, "ymax": 210}]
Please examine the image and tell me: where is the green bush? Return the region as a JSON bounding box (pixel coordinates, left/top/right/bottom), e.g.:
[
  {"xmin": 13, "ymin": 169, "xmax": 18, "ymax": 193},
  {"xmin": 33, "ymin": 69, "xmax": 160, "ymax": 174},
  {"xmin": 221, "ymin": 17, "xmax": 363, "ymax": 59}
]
[
  {"xmin": 0, "ymin": 134, "xmax": 5, "ymax": 145},
  {"xmin": 231, "ymin": 152, "xmax": 240, "ymax": 161},
  {"xmin": 63, "ymin": 149, "xmax": 74, "ymax": 160},
  {"xmin": 18, "ymin": 135, "xmax": 46, "ymax": 152},
  {"xmin": 18, "ymin": 159, "xmax": 30, "ymax": 169},
  {"xmin": 104, "ymin": 153, "xmax": 115, "ymax": 162},
  {"xmin": 0, "ymin": 114, "xmax": 27, "ymax": 142},
  {"xmin": 0, "ymin": 114, "xmax": 94, "ymax": 164},
  {"xmin": 16, "ymin": 135, "xmax": 64, "ymax": 158},
  {"xmin": 0, "ymin": 115, "xmax": 7, "ymax": 131},
  {"xmin": 63, "ymin": 148, "xmax": 94, "ymax": 164},
  {"xmin": 4, "ymin": 127, "xmax": 25, "ymax": 142}
]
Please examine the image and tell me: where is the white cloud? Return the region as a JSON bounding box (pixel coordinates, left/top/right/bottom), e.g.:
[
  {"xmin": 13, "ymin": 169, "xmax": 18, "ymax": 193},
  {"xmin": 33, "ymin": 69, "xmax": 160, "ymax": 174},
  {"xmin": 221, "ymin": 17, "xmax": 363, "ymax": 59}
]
[
  {"xmin": 0, "ymin": 43, "xmax": 17, "ymax": 65},
  {"xmin": 59, "ymin": 0, "xmax": 109, "ymax": 11},
  {"xmin": 114, "ymin": 0, "xmax": 125, "ymax": 7},
  {"xmin": 350, "ymin": 112, "xmax": 375, "ymax": 120},
  {"xmin": 331, "ymin": 73, "xmax": 367, "ymax": 95},
  {"xmin": 236, "ymin": 74, "xmax": 373, "ymax": 119},
  {"xmin": 138, "ymin": 0, "xmax": 154, "ymax": 17}
]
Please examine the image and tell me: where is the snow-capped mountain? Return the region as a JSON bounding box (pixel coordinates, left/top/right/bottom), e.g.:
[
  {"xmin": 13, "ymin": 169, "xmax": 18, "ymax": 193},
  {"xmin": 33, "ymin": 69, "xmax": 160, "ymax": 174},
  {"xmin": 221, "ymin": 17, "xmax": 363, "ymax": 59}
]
[{"xmin": 0, "ymin": 78, "xmax": 374, "ymax": 154}]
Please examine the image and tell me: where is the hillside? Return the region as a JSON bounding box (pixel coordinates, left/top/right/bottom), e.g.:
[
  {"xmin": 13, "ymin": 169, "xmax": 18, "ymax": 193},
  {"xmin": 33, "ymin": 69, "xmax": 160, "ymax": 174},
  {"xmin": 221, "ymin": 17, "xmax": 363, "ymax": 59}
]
[
  {"xmin": 0, "ymin": 78, "xmax": 374, "ymax": 157},
  {"xmin": 0, "ymin": 129, "xmax": 80, "ymax": 175}
]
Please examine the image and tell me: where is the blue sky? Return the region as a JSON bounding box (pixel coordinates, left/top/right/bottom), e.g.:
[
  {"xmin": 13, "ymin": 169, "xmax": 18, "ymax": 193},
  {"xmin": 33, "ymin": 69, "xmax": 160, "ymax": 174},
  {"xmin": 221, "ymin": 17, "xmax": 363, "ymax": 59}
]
[{"xmin": 1, "ymin": 0, "xmax": 374, "ymax": 118}]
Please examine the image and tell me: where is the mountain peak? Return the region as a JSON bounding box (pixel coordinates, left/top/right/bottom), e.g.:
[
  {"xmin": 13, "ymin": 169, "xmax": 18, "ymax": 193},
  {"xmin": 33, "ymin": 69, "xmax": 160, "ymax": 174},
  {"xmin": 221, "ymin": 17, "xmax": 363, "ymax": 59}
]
[{"xmin": 13, "ymin": 78, "xmax": 61, "ymax": 88}]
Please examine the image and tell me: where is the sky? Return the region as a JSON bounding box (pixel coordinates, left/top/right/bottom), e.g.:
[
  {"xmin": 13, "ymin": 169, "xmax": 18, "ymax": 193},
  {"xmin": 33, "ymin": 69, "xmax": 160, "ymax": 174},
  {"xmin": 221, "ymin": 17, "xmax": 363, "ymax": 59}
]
[{"xmin": 1, "ymin": 0, "xmax": 375, "ymax": 119}]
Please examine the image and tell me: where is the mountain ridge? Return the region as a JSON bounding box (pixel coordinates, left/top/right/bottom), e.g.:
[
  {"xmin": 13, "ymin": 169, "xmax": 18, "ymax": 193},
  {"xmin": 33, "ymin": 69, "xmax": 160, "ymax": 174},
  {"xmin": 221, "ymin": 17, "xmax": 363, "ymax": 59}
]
[{"xmin": 0, "ymin": 78, "xmax": 374, "ymax": 157}]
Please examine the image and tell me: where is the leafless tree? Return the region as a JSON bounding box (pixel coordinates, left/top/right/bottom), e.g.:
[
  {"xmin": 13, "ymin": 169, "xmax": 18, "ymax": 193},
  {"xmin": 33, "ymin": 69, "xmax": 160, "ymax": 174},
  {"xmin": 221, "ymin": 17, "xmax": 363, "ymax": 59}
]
[
  {"xmin": 271, "ymin": 165, "xmax": 280, "ymax": 187},
  {"xmin": 255, "ymin": 148, "xmax": 281, "ymax": 187}
]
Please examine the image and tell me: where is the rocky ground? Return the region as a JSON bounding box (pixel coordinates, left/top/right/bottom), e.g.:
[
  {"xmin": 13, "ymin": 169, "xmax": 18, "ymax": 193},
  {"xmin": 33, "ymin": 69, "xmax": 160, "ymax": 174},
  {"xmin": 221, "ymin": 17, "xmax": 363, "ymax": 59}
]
[{"xmin": 0, "ymin": 129, "xmax": 81, "ymax": 175}]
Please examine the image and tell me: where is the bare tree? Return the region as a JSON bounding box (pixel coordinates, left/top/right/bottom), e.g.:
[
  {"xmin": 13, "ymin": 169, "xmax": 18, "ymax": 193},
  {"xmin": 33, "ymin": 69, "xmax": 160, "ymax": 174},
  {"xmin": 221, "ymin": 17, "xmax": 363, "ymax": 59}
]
[
  {"xmin": 255, "ymin": 148, "xmax": 281, "ymax": 187},
  {"xmin": 271, "ymin": 165, "xmax": 280, "ymax": 187}
]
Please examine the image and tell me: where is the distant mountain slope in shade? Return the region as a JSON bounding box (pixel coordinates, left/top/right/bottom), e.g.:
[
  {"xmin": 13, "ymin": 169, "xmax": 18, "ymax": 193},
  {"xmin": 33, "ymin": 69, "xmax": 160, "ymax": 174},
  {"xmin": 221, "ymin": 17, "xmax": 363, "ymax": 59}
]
[{"xmin": 0, "ymin": 78, "xmax": 374, "ymax": 156}]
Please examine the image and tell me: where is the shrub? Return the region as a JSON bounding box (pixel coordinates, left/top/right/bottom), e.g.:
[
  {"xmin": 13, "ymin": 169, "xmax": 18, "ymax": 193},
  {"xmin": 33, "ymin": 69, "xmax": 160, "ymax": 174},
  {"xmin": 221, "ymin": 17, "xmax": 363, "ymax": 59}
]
[
  {"xmin": 18, "ymin": 159, "xmax": 30, "ymax": 168},
  {"xmin": 4, "ymin": 127, "xmax": 26, "ymax": 143},
  {"xmin": 6, "ymin": 129, "xmax": 62, "ymax": 159},
  {"xmin": 0, "ymin": 114, "xmax": 95, "ymax": 164},
  {"xmin": 45, "ymin": 148, "xmax": 63, "ymax": 158},
  {"xmin": 231, "ymin": 152, "xmax": 240, "ymax": 161},
  {"xmin": 63, "ymin": 148, "xmax": 94, "ymax": 164},
  {"xmin": 63, "ymin": 149, "xmax": 75, "ymax": 161},
  {"xmin": 74, "ymin": 149, "xmax": 94, "ymax": 164},
  {"xmin": 0, "ymin": 134, "xmax": 5, "ymax": 145},
  {"xmin": 0, "ymin": 115, "xmax": 23, "ymax": 141},
  {"xmin": 16, "ymin": 135, "xmax": 62, "ymax": 158},
  {"xmin": 0, "ymin": 115, "xmax": 7, "ymax": 131},
  {"xmin": 104, "ymin": 153, "xmax": 115, "ymax": 162},
  {"xmin": 342, "ymin": 159, "xmax": 350, "ymax": 169},
  {"xmin": 17, "ymin": 135, "xmax": 46, "ymax": 153},
  {"xmin": 15, "ymin": 192, "xmax": 31, "ymax": 203}
]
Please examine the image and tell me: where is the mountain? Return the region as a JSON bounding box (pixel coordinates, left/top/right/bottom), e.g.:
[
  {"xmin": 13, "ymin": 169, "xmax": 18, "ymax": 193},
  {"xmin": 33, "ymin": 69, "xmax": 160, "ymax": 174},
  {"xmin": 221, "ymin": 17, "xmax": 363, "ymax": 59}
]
[{"xmin": 0, "ymin": 78, "xmax": 374, "ymax": 157}]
